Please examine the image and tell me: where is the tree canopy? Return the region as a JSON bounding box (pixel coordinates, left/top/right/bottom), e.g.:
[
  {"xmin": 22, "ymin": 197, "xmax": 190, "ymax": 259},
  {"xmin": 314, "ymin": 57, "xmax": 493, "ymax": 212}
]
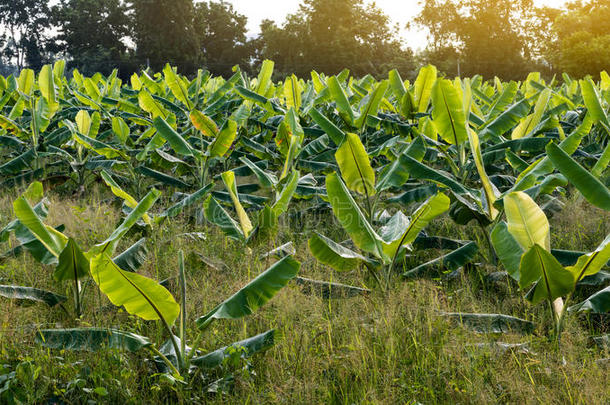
[
  {"xmin": 548, "ymin": 0, "xmax": 610, "ymax": 78},
  {"xmin": 257, "ymin": 0, "xmax": 413, "ymax": 78},
  {"xmin": 413, "ymin": 0, "xmax": 556, "ymax": 80},
  {"xmin": 0, "ymin": 0, "xmax": 608, "ymax": 80}
]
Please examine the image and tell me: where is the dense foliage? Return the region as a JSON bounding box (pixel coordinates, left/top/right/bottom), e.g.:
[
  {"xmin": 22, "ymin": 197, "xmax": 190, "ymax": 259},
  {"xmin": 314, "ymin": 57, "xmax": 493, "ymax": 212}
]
[
  {"xmin": 1, "ymin": 0, "xmax": 609, "ymax": 80},
  {"xmin": 0, "ymin": 60, "xmax": 609, "ymax": 400}
]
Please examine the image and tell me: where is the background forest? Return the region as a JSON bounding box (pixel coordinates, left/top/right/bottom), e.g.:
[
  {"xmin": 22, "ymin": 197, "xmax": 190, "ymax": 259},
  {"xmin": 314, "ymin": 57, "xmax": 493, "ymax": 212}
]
[{"xmin": 0, "ymin": 0, "xmax": 608, "ymax": 80}]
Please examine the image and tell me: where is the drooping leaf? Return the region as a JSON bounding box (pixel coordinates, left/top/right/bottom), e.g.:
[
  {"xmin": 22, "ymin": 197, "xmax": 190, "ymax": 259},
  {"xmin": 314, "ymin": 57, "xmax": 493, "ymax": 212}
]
[
  {"xmin": 89, "ymin": 189, "xmax": 160, "ymax": 257},
  {"xmin": 308, "ymin": 232, "xmax": 368, "ymax": 272},
  {"xmin": 113, "ymin": 238, "xmax": 148, "ymax": 273},
  {"xmin": 294, "ymin": 277, "xmax": 370, "ymax": 299},
  {"xmin": 136, "ymin": 166, "xmax": 190, "ymax": 189},
  {"xmin": 308, "ymin": 108, "xmax": 346, "ymax": 145},
  {"xmin": 13, "ymin": 196, "xmax": 67, "ymax": 258},
  {"xmin": 160, "ymin": 184, "xmax": 213, "ymax": 219},
  {"xmin": 203, "ymin": 195, "xmax": 243, "ymax": 241},
  {"xmin": 36, "ymin": 328, "xmax": 151, "ymax": 352},
  {"xmin": 382, "ymin": 193, "xmax": 450, "ymax": 258},
  {"xmin": 441, "ymin": 312, "xmax": 535, "ymax": 334},
  {"xmin": 376, "ymin": 136, "xmax": 426, "ymax": 192},
  {"xmin": 191, "ymin": 329, "xmax": 275, "ymax": 369},
  {"xmin": 399, "ymin": 155, "xmax": 473, "ymax": 196},
  {"xmin": 491, "ymin": 221, "xmax": 524, "ymax": 281},
  {"xmin": 566, "ymin": 234, "xmax": 610, "ymax": 283},
  {"xmin": 196, "ymin": 256, "xmax": 300, "ymax": 329},
  {"xmin": 0, "ymin": 285, "xmax": 66, "ymax": 307},
  {"xmin": 101, "ymin": 170, "xmax": 152, "ymax": 225},
  {"xmin": 568, "ymin": 286, "xmax": 610, "ymax": 314},
  {"xmin": 153, "ymin": 116, "xmax": 194, "ymax": 156},
  {"xmin": 239, "ymin": 157, "xmax": 277, "ymax": 188},
  {"xmin": 403, "ymin": 242, "xmax": 479, "ymax": 279},
  {"xmin": 273, "ymin": 170, "xmax": 299, "ymax": 216}
]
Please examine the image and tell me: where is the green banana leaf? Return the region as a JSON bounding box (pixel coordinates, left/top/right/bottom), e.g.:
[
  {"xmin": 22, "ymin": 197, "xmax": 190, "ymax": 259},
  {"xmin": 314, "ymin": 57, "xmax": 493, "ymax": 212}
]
[
  {"xmin": 519, "ymin": 244, "xmax": 574, "ymax": 305},
  {"xmin": 196, "ymin": 256, "xmax": 300, "ymax": 329},
  {"xmin": 0, "ymin": 285, "xmax": 66, "ymax": 307},
  {"xmin": 403, "ymin": 242, "xmax": 478, "ymax": 279},
  {"xmin": 504, "ymin": 191, "xmax": 550, "ymax": 251},
  {"xmin": 54, "ymin": 238, "xmax": 90, "ymax": 282},
  {"xmin": 89, "ymin": 189, "xmax": 160, "ymax": 256},
  {"xmin": 335, "ymin": 132, "xmax": 375, "ymax": 196},
  {"xmin": 37, "ymin": 328, "xmax": 151, "ymax": 352},
  {"xmin": 91, "ymin": 252, "xmax": 180, "ymax": 324},
  {"xmin": 546, "ymin": 142, "xmax": 610, "ymax": 211},
  {"xmin": 308, "ymin": 232, "xmax": 368, "ymax": 272},
  {"xmin": 326, "ymin": 172, "xmax": 384, "ymax": 258},
  {"xmin": 431, "ymin": 79, "xmax": 468, "ymax": 145},
  {"xmin": 568, "ymin": 286, "xmax": 610, "ymax": 314},
  {"xmin": 191, "ymin": 329, "xmax": 275, "ymax": 369}
]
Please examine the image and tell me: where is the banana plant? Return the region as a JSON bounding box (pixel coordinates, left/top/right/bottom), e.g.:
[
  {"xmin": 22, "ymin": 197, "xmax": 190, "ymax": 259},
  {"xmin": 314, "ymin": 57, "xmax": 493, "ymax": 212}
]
[
  {"xmin": 0, "ymin": 62, "xmax": 69, "ymax": 188},
  {"xmin": 0, "ymin": 181, "xmax": 159, "ymax": 318},
  {"xmin": 309, "ymin": 169, "xmax": 450, "ymax": 292},
  {"xmin": 203, "ymin": 168, "xmax": 299, "ymax": 243},
  {"xmin": 37, "ymin": 250, "xmax": 300, "ymax": 383},
  {"xmin": 491, "ymin": 191, "xmax": 610, "ymax": 340}
]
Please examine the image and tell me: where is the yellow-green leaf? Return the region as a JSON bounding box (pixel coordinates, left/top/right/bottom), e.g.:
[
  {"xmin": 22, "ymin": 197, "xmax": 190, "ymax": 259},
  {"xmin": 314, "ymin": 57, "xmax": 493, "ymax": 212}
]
[
  {"xmin": 335, "ymin": 133, "xmax": 375, "ymax": 196},
  {"xmin": 504, "ymin": 192, "xmax": 550, "ymax": 251},
  {"xmin": 91, "ymin": 253, "xmax": 179, "ymax": 324},
  {"xmin": 221, "ymin": 171, "xmax": 253, "ymax": 238}
]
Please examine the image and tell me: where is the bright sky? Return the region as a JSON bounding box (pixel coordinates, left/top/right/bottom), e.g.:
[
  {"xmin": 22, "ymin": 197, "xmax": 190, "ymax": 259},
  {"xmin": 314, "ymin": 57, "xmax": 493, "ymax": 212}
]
[{"xmin": 224, "ymin": 0, "xmax": 570, "ymax": 50}]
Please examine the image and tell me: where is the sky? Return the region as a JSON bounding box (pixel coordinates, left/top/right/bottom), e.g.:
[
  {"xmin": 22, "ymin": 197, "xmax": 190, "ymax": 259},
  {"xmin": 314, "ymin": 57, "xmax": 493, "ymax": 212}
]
[{"xmin": 224, "ymin": 0, "xmax": 571, "ymax": 50}]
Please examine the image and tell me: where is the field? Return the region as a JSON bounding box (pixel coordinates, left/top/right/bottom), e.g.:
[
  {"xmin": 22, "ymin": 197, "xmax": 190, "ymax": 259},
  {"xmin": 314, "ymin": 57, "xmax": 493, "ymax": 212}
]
[{"xmin": 0, "ymin": 61, "xmax": 609, "ymax": 403}]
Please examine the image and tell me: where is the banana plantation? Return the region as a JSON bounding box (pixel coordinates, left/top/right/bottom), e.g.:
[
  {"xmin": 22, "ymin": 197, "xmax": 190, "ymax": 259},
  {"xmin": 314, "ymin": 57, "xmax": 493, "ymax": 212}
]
[{"xmin": 0, "ymin": 61, "xmax": 609, "ymax": 403}]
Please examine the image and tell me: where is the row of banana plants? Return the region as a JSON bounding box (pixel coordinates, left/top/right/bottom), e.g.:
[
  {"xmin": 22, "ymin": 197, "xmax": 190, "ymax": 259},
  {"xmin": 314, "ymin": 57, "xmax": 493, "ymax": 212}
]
[{"xmin": 1, "ymin": 60, "xmax": 610, "ymax": 387}]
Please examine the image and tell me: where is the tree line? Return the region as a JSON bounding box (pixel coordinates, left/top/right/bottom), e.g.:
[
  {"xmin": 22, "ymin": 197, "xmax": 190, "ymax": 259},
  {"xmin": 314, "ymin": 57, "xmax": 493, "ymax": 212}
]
[{"xmin": 0, "ymin": 0, "xmax": 607, "ymax": 80}]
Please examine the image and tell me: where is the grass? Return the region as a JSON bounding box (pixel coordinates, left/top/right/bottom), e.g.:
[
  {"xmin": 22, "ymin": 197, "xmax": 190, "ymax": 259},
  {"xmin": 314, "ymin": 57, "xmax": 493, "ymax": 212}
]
[{"xmin": 0, "ymin": 188, "xmax": 609, "ymax": 404}]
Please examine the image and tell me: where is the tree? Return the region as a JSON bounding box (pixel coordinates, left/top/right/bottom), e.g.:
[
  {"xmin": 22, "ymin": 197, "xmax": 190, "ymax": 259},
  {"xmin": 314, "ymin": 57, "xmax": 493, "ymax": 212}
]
[
  {"xmin": 414, "ymin": 0, "xmax": 555, "ymax": 80},
  {"xmin": 52, "ymin": 0, "xmax": 133, "ymax": 76},
  {"xmin": 256, "ymin": 0, "xmax": 414, "ymax": 78},
  {"xmin": 548, "ymin": 0, "xmax": 610, "ymax": 78},
  {"xmin": 128, "ymin": 0, "xmax": 200, "ymax": 75},
  {"xmin": 194, "ymin": 1, "xmax": 254, "ymax": 77},
  {"xmin": 0, "ymin": 0, "xmax": 52, "ymax": 70}
]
